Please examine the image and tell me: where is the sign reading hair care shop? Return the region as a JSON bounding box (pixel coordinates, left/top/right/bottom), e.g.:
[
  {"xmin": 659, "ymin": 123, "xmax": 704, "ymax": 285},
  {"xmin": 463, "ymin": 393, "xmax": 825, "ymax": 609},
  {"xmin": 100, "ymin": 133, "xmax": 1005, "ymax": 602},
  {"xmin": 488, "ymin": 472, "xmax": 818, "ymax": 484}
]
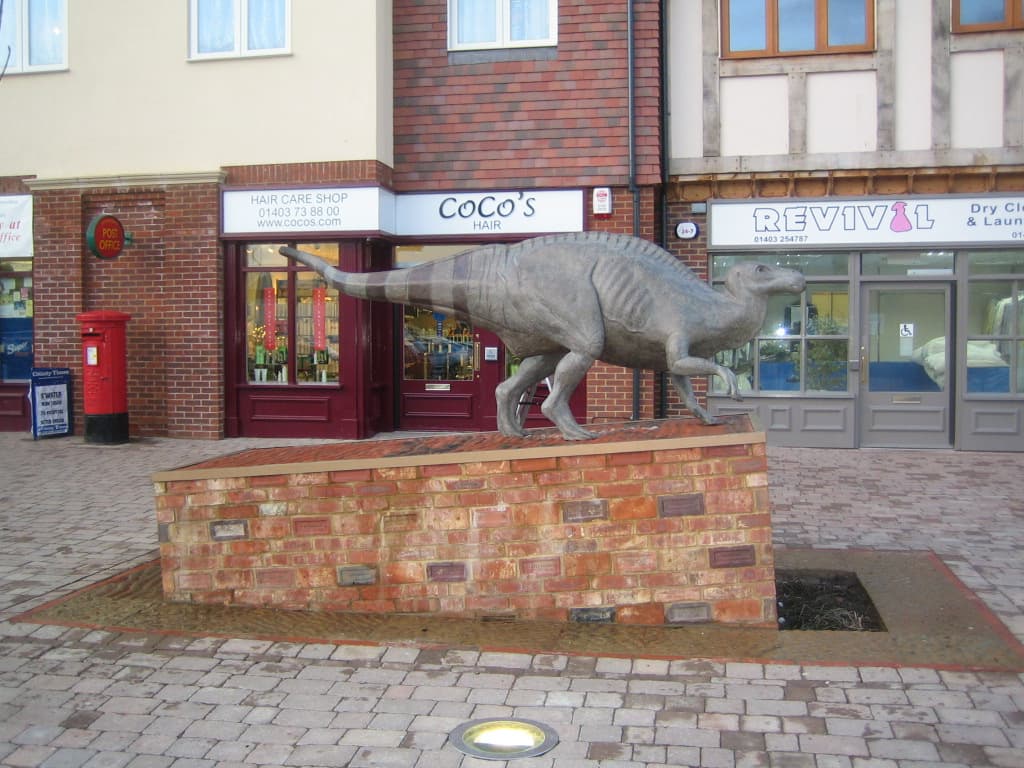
[
  {"xmin": 223, "ymin": 187, "xmax": 393, "ymax": 235},
  {"xmin": 0, "ymin": 196, "xmax": 33, "ymax": 258},
  {"xmin": 221, "ymin": 187, "xmax": 584, "ymax": 237},
  {"xmin": 709, "ymin": 195, "xmax": 1024, "ymax": 249}
]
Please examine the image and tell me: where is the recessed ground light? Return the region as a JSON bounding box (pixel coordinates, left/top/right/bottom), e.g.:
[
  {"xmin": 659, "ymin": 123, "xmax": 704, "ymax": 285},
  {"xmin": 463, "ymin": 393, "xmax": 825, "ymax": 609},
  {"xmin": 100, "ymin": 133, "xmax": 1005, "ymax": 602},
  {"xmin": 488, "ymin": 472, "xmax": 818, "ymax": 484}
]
[{"xmin": 449, "ymin": 718, "xmax": 559, "ymax": 760}]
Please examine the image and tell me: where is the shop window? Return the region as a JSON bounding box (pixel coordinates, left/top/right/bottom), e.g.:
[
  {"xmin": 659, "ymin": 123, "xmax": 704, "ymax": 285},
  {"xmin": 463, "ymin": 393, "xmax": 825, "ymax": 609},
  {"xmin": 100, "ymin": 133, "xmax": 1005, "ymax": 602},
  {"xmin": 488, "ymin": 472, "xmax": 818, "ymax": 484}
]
[
  {"xmin": 953, "ymin": 0, "xmax": 1024, "ymax": 32},
  {"xmin": 966, "ymin": 251, "xmax": 1023, "ymax": 394},
  {"xmin": 0, "ymin": 0, "xmax": 67, "ymax": 74},
  {"xmin": 189, "ymin": 0, "xmax": 290, "ymax": 60},
  {"xmin": 711, "ymin": 255, "xmax": 850, "ymax": 395},
  {"xmin": 448, "ymin": 0, "xmax": 556, "ymax": 51},
  {"xmin": 721, "ymin": 0, "xmax": 874, "ymax": 59},
  {"xmin": 243, "ymin": 243, "xmax": 339, "ymax": 386},
  {"xmin": 0, "ymin": 258, "xmax": 33, "ymax": 380}
]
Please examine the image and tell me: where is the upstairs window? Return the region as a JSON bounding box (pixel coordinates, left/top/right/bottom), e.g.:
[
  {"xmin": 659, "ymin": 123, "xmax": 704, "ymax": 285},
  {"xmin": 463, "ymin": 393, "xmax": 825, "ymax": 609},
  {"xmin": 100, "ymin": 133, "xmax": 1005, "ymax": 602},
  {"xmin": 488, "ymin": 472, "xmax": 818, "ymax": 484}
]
[
  {"xmin": 722, "ymin": 0, "xmax": 874, "ymax": 59},
  {"xmin": 953, "ymin": 0, "xmax": 1024, "ymax": 32},
  {"xmin": 0, "ymin": 0, "xmax": 68, "ymax": 74},
  {"xmin": 449, "ymin": 0, "xmax": 557, "ymax": 51},
  {"xmin": 189, "ymin": 0, "xmax": 290, "ymax": 60}
]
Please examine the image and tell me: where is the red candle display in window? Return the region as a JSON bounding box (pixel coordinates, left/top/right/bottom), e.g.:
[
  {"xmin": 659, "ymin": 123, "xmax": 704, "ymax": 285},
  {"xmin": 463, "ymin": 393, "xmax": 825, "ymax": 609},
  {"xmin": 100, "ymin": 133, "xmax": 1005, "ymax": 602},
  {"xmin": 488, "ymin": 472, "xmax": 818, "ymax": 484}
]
[
  {"xmin": 263, "ymin": 285, "xmax": 277, "ymax": 351},
  {"xmin": 313, "ymin": 286, "xmax": 327, "ymax": 351}
]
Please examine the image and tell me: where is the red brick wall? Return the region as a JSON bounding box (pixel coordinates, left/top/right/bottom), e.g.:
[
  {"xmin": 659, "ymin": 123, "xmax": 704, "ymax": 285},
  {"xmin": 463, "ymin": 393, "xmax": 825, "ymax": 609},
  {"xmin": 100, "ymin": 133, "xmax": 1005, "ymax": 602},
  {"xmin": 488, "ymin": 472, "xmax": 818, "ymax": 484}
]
[
  {"xmin": 393, "ymin": 0, "xmax": 662, "ymax": 191},
  {"xmin": 157, "ymin": 420, "xmax": 776, "ymax": 626},
  {"xmin": 32, "ymin": 182, "xmax": 223, "ymax": 439}
]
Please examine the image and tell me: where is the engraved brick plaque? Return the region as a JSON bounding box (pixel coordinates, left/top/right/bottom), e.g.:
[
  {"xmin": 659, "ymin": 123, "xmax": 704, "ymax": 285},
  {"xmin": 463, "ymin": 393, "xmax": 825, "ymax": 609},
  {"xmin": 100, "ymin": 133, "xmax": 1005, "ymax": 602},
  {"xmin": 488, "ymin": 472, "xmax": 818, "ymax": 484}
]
[
  {"xmin": 294, "ymin": 517, "xmax": 331, "ymax": 537},
  {"xmin": 658, "ymin": 494, "xmax": 705, "ymax": 518},
  {"xmin": 570, "ymin": 606, "xmax": 616, "ymax": 623},
  {"xmin": 520, "ymin": 557, "xmax": 561, "ymax": 578},
  {"xmin": 665, "ymin": 601, "xmax": 712, "ymax": 624},
  {"xmin": 209, "ymin": 520, "xmax": 249, "ymax": 541},
  {"xmin": 710, "ymin": 545, "xmax": 757, "ymax": 569},
  {"xmin": 427, "ymin": 562, "xmax": 467, "ymax": 582},
  {"xmin": 337, "ymin": 565, "xmax": 377, "ymax": 586},
  {"xmin": 562, "ymin": 499, "xmax": 609, "ymax": 523}
]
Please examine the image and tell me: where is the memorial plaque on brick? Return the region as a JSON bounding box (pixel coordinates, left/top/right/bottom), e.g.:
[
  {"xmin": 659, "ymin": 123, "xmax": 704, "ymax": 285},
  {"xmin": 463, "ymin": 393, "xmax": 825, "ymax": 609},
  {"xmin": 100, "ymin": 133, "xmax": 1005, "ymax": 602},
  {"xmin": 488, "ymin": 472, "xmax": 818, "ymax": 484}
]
[
  {"xmin": 658, "ymin": 493, "xmax": 705, "ymax": 517},
  {"xmin": 427, "ymin": 562, "xmax": 467, "ymax": 582},
  {"xmin": 562, "ymin": 499, "xmax": 609, "ymax": 523},
  {"xmin": 709, "ymin": 545, "xmax": 757, "ymax": 569},
  {"xmin": 570, "ymin": 606, "xmax": 616, "ymax": 623},
  {"xmin": 209, "ymin": 520, "xmax": 249, "ymax": 541},
  {"xmin": 337, "ymin": 565, "xmax": 377, "ymax": 586}
]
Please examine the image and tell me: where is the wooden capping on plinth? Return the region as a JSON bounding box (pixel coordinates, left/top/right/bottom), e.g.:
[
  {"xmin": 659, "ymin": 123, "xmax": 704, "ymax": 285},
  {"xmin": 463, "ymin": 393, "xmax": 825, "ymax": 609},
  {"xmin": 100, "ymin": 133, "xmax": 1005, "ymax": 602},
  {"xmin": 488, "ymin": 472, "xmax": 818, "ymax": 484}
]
[{"xmin": 152, "ymin": 422, "xmax": 766, "ymax": 483}]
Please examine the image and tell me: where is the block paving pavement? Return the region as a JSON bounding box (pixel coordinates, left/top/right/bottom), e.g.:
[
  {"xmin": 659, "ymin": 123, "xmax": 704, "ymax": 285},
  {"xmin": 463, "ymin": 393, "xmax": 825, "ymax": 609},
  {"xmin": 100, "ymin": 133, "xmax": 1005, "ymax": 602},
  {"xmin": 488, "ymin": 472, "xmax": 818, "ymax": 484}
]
[{"xmin": 0, "ymin": 432, "xmax": 1022, "ymax": 767}]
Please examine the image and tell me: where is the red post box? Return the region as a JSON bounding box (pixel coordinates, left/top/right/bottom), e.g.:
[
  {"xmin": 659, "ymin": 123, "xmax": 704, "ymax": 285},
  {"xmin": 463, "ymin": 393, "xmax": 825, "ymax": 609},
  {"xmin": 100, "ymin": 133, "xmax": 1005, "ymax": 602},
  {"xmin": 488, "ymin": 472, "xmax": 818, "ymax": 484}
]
[{"xmin": 76, "ymin": 310, "xmax": 132, "ymax": 444}]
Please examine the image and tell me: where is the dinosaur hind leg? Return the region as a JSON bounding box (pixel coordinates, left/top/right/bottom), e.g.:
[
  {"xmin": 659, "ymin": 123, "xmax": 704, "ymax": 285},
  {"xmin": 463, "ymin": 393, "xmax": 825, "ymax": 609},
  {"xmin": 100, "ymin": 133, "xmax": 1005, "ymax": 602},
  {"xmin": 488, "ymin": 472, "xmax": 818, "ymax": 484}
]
[
  {"xmin": 495, "ymin": 353, "xmax": 562, "ymax": 437},
  {"xmin": 541, "ymin": 351, "xmax": 597, "ymax": 440}
]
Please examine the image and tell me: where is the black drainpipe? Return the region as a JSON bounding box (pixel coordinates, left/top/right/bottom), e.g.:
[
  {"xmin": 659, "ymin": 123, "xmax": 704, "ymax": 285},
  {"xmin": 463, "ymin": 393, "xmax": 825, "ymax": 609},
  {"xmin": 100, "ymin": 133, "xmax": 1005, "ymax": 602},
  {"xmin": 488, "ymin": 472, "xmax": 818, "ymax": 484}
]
[
  {"xmin": 656, "ymin": 0, "xmax": 669, "ymax": 419},
  {"xmin": 628, "ymin": 0, "xmax": 642, "ymax": 422}
]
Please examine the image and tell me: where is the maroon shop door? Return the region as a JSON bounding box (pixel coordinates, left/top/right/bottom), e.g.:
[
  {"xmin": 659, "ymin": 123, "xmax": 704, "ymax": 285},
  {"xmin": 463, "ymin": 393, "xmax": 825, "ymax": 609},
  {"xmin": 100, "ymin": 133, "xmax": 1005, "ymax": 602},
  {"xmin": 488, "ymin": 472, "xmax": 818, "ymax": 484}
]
[
  {"xmin": 399, "ymin": 304, "xmax": 586, "ymax": 434},
  {"xmin": 225, "ymin": 241, "xmax": 393, "ymax": 440},
  {"xmin": 399, "ymin": 306, "xmax": 501, "ymax": 432}
]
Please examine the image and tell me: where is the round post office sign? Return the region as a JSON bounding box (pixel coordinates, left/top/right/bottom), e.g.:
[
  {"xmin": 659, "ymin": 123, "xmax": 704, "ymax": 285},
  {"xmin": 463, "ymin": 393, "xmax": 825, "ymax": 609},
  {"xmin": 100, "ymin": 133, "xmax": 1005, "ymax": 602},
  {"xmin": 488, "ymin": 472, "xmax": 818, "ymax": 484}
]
[{"xmin": 86, "ymin": 214, "xmax": 127, "ymax": 259}]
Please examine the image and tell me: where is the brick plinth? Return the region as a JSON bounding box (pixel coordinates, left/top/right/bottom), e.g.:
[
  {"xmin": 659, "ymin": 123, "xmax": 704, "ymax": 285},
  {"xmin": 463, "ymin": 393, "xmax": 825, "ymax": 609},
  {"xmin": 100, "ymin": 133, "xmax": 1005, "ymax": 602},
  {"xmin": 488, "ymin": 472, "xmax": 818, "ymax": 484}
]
[{"xmin": 154, "ymin": 417, "xmax": 777, "ymax": 626}]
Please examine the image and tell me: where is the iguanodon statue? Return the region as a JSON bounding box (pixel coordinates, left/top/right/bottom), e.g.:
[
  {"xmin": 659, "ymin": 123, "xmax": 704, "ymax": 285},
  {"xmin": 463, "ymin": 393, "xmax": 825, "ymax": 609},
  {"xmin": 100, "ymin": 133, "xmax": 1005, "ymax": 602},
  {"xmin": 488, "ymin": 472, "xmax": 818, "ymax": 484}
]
[{"xmin": 280, "ymin": 232, "xmax": 805, "ymax": 440}]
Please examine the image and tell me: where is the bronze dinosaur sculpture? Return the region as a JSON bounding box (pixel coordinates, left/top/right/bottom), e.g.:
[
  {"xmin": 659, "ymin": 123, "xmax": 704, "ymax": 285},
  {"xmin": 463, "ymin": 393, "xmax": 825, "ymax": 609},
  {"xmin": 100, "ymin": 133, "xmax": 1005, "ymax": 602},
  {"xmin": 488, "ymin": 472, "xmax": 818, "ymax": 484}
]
[{"xmin": 281, "ymin": 232, "xmax": 805, "ymax": 440}]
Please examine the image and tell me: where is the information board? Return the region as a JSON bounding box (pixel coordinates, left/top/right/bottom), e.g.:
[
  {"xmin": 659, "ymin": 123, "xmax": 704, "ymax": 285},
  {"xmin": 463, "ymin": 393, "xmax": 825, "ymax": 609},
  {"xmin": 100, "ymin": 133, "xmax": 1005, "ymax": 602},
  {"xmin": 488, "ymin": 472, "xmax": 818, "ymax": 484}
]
[{"xmin": 31, "ymin": 367, "xmax": 72, "ymax": 439}]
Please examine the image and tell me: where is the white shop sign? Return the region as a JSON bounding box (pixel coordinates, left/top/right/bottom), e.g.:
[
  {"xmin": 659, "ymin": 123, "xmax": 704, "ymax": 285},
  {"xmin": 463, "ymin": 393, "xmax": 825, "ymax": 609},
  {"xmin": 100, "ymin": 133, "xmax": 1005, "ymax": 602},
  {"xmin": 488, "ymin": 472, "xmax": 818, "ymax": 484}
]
[
  {"xmin": 0, "ymin": 195, "xmax": 33, "ymax": 258},
  {"xmin": 395, "ymin": 190, "xmax": 583, "ymax": 236},
  {"xmin": 222, "ymin": 187, "xmax": 394, "ymax": 235},
  {"xmin": 222, "ymin": 187, "xmax": 584, "ymax": 237},
  {"xmin": 709, "ymin": 195, "xmax": 1024, "ymax": 249}
]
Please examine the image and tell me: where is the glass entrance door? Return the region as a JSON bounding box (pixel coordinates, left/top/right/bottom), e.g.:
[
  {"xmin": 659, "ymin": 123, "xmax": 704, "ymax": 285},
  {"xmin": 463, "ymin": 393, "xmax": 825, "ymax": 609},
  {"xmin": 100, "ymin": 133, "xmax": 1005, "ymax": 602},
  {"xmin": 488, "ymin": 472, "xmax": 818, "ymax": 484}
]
[{"xmin": 860, "ymin": 284, "xmax": 953, "ymax": 447}]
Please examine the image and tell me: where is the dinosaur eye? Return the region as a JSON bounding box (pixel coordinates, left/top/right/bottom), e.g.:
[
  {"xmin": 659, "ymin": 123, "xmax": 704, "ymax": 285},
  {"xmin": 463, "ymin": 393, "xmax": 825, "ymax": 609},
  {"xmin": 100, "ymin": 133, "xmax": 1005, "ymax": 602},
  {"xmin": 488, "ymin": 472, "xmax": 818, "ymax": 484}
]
[{"xmin": 755, "ymin": 264, "xmax": 767, "ymax": 273}]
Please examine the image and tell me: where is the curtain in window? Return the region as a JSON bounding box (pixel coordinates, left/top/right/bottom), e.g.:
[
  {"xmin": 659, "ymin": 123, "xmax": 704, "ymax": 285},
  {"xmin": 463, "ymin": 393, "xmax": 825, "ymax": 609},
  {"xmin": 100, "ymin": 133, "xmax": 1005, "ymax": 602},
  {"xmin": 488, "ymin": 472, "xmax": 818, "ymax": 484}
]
[
  {"xmin": 509, "ymin": 0, "xmax": 549, "ymax": 42},
  {"xmin": 248, "ymin": 0, "xmax": 286, "ymax": 51},
  {"xmin": 457, "ymin": 0, "xmax": 497, "ymax": 45},
  {"xmin": 197, "ymin": 0, "xmax": 236, "ymax": 54},
  {"xmin": 0, "ymin": 1, "xmax": 17, "ymax": 68},
  {"xmin": 27, "ymin": 0, "xmax": 64, "ymax": 67}
]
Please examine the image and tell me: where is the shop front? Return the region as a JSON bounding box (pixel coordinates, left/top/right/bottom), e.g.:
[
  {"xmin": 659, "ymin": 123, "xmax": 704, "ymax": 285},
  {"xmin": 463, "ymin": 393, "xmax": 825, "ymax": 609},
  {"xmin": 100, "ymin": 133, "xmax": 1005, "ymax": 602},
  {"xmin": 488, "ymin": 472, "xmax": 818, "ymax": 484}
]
[
  {"xmin": 706, "ymin": 195, "xmax": 1024, "ymax": 452},
  {"xmin": 0, "ymin": 195, "xmax": 33, "ymax": 432},
  {"xmin": 222, "ymin": 186, "xmax": 588, "ymax": 439}
]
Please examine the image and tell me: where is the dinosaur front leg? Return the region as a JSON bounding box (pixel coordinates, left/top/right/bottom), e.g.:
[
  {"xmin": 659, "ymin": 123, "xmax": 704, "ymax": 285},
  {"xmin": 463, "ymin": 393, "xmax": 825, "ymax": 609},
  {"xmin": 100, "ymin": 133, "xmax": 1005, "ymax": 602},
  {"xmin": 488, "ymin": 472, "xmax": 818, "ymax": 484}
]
[
  {"xmin": 669, "ymin": 373, "xmax": 721, "ymax": 425},
  {"xmin": 495, "ymin": 353, "xmax": 561, "ymax": 438}
]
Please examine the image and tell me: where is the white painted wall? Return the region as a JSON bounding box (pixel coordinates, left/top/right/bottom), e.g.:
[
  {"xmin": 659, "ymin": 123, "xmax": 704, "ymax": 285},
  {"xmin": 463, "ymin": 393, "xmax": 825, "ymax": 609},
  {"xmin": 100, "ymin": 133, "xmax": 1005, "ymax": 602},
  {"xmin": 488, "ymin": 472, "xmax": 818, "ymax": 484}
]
[
  {"xmin": 950, "ymin": 50, "xmax": 1004, "ymax": 149},
  {"xmin": 0, "ymin": 0, "xmax": 393, "ymax": 179},
  {"xmin": 894, "ymin": 0, "xmax": 931, "ymax": 151},
  {"xmin": 720, "ymin": 76, "xmax": 789, "ymax": 156},
  {"xmin": 667, "ymin": 0, "xmax": 703, "ymax": 159},
  {"xmin": 806, "ymin": 71, "xmax": 877, "ymax": 154}
]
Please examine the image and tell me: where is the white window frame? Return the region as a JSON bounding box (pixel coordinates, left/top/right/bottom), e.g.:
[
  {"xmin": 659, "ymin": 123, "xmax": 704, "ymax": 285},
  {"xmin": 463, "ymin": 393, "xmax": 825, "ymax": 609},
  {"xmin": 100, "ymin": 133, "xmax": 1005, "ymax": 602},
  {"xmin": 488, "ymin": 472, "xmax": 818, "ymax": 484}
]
[
  {"xmin": 0, "ymin": 0, "xmax": 69, "ymax": 75},
  {"xmin": 448, "ymin": 0, "xmax": 557, "ymax": 52},
  {"xmin": 188, "ymin": 0, "xmax": 291, "ymax": 61}
]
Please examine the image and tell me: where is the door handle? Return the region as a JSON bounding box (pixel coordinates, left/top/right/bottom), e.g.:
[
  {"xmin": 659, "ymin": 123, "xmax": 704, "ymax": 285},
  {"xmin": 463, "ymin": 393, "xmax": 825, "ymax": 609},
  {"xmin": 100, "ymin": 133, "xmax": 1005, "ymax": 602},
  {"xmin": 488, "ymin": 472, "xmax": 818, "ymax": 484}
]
[{"xmin": 473, "ymin": 341, "xmax": 481, "ymax": 372}]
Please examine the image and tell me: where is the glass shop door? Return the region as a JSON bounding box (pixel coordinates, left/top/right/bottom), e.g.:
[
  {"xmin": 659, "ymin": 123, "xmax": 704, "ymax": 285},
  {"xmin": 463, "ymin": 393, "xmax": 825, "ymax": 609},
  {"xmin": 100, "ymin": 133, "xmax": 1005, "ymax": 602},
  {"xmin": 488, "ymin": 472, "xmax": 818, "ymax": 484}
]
[
  {"xmin": 860, "ymin": 283, "xmax": 953, "ymax": 447},
  {"xmin": 399, "ymin": 305, "xmax": 503, "ymax": 432}
]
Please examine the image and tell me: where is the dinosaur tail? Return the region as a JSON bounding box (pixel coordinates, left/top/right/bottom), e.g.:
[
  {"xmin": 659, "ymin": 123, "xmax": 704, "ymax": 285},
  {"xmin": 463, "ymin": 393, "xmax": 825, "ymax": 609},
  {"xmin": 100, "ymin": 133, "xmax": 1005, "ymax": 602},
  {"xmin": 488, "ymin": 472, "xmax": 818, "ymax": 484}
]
[{"xmin": 279, "ymin": 246, "xmax": 398, "ymax": 302}]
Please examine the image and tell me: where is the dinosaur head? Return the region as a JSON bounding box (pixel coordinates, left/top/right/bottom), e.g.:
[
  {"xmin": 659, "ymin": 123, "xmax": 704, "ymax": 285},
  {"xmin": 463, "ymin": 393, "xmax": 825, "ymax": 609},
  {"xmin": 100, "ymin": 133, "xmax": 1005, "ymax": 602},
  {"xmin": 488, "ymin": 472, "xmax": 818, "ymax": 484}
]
[{"xmin": 724, "ymin": 262, "xmax": 806, "ymax": 299}]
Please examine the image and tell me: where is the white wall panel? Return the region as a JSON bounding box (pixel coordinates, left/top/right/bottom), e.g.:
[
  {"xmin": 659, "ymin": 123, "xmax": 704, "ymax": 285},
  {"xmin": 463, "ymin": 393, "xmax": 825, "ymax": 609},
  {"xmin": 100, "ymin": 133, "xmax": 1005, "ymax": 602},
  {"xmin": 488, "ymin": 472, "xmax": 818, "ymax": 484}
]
[
  {"xmin": 720, "ymin": 76, "xmax": 789, "ymax": 157},
  {"xmin": 894, "ymin": 0, "xmax": 932, "ymax": 150},
  {"xmin": 667, "ymin": 0, "xmax": 704, "ymax": 159},
  {"xmin": 806, "ymin": 71, "xmax": 877, "ymax": 154},
  {"xmin": 951, "ymin": 50, "xmax": 1004, "ymax": 149}
]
